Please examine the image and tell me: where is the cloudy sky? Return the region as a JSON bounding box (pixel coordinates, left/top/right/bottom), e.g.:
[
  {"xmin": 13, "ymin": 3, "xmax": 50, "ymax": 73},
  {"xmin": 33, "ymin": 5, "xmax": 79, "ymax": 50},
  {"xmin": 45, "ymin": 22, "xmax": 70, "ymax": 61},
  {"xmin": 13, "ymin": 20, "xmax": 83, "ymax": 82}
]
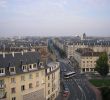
[{"xmin": 0, "ymin": 0, "xmax": 110, "ymax": 37}]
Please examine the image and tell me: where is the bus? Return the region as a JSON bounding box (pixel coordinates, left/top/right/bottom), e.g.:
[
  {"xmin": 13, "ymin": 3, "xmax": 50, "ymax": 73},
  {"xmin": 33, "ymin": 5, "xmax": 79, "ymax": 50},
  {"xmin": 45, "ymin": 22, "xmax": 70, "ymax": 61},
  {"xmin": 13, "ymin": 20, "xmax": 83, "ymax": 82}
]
[{"xmin": 64, "ymin": 71, "xmax": 76, "ymax": 79}]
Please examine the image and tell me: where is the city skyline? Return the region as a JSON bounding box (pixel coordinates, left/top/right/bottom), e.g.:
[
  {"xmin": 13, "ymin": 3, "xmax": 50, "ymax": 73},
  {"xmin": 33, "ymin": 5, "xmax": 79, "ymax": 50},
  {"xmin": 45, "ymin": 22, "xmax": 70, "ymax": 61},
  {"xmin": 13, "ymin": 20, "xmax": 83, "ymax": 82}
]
[{"xmin": 0, "ymin": 0, "xmax": 110, "ymax": 37}]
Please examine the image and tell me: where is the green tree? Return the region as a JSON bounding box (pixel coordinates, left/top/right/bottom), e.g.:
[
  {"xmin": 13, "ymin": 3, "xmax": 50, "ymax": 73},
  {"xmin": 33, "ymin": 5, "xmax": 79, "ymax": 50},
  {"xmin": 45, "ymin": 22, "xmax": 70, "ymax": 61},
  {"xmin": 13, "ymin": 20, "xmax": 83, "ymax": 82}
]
[{"xmin": 95, "ymin": 52, "xmax": 109, "ymax": 77}]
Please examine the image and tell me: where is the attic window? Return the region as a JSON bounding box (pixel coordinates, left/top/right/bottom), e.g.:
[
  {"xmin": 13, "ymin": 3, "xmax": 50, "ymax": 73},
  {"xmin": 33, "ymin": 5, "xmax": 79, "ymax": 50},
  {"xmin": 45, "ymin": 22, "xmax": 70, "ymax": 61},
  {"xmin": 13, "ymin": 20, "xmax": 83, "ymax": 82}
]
[
  {"xmin": 0, "ymin": 68, "xmax": 5, "ymax": 74},
  {"xmin": 33, "ymin": 64, "xmax": 37, "ymax": 68},
  {"xmin": 9, "ymin": 67, "xmax": 15, "ymax": 73},
  {"xmin": 22, "ymin": 65, "xmax": 27, "ymax": 71},
  {"xmin": 39, "ymin": 62, "xmax": 43, "ymax": 66},
  {"xmin": 29, "ymin": 65, "xmax": 32, "ymax": 69}
]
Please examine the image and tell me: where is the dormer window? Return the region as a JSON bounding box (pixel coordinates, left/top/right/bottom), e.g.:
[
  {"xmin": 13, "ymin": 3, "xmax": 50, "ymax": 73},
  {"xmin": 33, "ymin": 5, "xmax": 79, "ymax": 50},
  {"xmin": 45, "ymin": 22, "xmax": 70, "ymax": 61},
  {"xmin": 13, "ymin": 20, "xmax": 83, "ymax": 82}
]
[
  {"xmin": 0, "ymin": 68, "xmax": 5, "ymax": 76},
  {"xmin": 22, "ymin": 65, "xmax": 27, "ymax": 72},
  {"xmin": 10, "ymin": 67, "xmax": 15, "ymax": 73},
  {"xmin": 39, "ymin": 62, "xmax": 44, "ymax": 68},
  {"xmin": 9, "ymin": 67, "xmax": 16, "ymax": 75},
  {"xmin": 29, "ymin": 65, "xmax": 32, "ymax": 69},
  {"xmin": 33, "ymin": 64, "xmax": 37, "ymax": 69}
]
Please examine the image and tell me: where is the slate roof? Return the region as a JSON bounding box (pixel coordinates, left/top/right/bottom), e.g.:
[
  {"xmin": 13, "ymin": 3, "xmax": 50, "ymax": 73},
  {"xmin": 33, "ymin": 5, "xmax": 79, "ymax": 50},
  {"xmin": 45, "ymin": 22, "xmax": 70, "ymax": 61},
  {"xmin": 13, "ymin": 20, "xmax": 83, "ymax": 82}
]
[
  {"xmin": 0, "ymin": 52, "xmax": 41, "ymax": 75},
  {"xmin": 76, "ymin": 48, "xmax": 104, "ymax": 57}
]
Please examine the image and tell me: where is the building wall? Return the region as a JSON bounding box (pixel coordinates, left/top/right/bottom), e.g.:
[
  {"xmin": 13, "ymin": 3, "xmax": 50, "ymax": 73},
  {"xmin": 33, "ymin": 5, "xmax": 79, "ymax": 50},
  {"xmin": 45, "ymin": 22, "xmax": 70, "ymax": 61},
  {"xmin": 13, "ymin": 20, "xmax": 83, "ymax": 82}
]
[
  {"xmin": 74, "ymin": 51, "xmax": 99, "ymax": 72},
  {"xmin": 81, "ymin": 56, "xmax": 98, "ymax": 72},
  {"xmin": 1, "ymin": 69, "xmax": 46, "ymax": 100},
  {"xmin": 45, "ymin": 62, "xmax": 60, "ymax": 100},
  {"xmin": 0, "ymin": 63, "xmax": 60, "ymax": 100}
]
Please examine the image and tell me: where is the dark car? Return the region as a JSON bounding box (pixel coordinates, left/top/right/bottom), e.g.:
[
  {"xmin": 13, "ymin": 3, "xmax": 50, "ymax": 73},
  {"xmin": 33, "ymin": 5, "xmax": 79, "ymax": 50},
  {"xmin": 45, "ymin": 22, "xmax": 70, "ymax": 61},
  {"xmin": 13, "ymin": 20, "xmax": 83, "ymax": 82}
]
[{"xmin": 63, "ymin": 83, "xmax": 70, "ymax": 97}]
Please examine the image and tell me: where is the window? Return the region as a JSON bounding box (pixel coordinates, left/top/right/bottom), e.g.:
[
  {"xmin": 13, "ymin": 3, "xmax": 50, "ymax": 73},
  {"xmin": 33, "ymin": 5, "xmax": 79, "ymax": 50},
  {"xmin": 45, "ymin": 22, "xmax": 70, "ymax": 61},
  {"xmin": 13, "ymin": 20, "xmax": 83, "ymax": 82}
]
[
  {"xmin": 47, "ymin": 98, "xmax": 50, "ymax": 100},
  {"xmin": 0, "ymin": 89, "xmax": 5, "ymax": 96},
  {"xmin": 48, "ymin": 90, "xmax": 50, "ymax": 95},
  {"xmin": 29, "ymin": 74, "xmax": 33, "ymax": 79},
  {"xmin": 22, "ymin": 65, "xmax": 27, "ymax": 71},
  {"xmin": 21, "ymin": 76, "xmax": 25, "ymax": 81},
  {"xmin": 83, "ymin": 61, "xmax": 85, "ymax": 63},
  {"xmin": 36, "ymin": 72, "xmax": 39, "ymax": 77},
  {"xmin": 29, "ymin": 65, "xmax": 32, "ymax": 69},
  {"xmin": 0, "ymin": 80, "xmax": 4, "ymax": 88},
  {"xmin": 86, "ymin": 68, "xmax": 89, "ymax": 72},
  {"xmin": 11, "ymin": 78, "xmax": 15, "ymax": 83},
  {"xmin": 11, "ymin": 87, "xmax": 16, "ymax": 93},
  {"xmin": 0, "ymin": 80, "xmax": 4, "ymax": 84},
  {"xmin": 52, "ymin": 73, "xmax": 54, "ymax": 79},
  {"xmin": 0, "ymin": 68, "xmax": 5, "ymax": 74},
  {"xmin": 29, "ymin": 83, "xmax": 33, "ymax": 88},
  {"xmin": 48, "ymin": 83, "xmax": 50, "ymax": 87},
  {"xmin": 10, "ymin": 67, "xmax": 15, "ymax": 72},
  {"xmin": 12, "ymin": 97, "xmax": 16, "ymax": 100},
  {"xmin": 33, "ymin": 64, "xmax": 37, "ymax": 68},
  {"xmin": 36, "ymin": 81, "xmax": 39, "ymax": 87},
  {"xmin": 52, "ymin": 88, "xmax": 54, "ymax": 92},
  {"xmin": 48, "ymin": 76, "xmax": 50, "ymax": 80},
  {"xmin": 10, "ymin": 67, "xmax": 15, "ymax": 73},
  {"xmin": 21, "ymin": 85, "xmax": 25, "ymax": 91},
  {"xmin": 39, "ymin": 62, "xmax": 43, "ymax": 66}
]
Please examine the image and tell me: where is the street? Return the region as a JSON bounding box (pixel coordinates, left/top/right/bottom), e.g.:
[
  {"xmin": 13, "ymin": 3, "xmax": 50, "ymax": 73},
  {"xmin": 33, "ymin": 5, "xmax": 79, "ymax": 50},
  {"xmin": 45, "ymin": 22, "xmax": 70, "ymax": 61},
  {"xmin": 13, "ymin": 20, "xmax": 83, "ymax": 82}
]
[{"xmin": 59, "ymin": 59, "xmax": 96, "ymax": 100}]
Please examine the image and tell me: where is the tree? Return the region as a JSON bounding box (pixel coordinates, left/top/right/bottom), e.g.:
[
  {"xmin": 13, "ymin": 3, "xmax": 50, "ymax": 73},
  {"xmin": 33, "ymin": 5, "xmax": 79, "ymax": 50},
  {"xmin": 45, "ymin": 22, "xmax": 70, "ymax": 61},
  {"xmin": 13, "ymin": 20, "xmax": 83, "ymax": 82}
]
[{"xmin": 95, "ymin": 52, "xmax": 109, "ymax": 77}]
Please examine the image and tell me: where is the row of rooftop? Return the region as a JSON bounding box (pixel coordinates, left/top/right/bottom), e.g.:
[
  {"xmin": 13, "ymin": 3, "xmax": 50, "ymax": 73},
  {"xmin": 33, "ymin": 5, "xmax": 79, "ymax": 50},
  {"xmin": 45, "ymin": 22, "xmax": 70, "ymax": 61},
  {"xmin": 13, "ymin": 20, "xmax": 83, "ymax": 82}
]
[
  {"xmin": 0, "ymin": 51, "xmax": 58, "ymax": 76},
  {"xmin": 0, "ymin": 37, "xmax": 48, "ymax": 52},
  {"xmin": 75, "ymin": 48, "xmax": 104, "ymax": 57}
]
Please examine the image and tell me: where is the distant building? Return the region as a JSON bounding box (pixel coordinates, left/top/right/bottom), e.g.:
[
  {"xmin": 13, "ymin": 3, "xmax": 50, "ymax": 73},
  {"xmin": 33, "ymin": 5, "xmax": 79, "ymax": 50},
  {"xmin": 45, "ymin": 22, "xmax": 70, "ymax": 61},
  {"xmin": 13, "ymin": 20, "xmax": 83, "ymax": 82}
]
[
  {"xmin": 0, "ymin": 51, "xmax": 60, "ymax": 100},
  {"xmin": 74, "ymin": 48, "xmax": 110, "ymax": 72},
  {"xmin": 81, "ymin": 33, "xmax": 86, "ymax": 40}
]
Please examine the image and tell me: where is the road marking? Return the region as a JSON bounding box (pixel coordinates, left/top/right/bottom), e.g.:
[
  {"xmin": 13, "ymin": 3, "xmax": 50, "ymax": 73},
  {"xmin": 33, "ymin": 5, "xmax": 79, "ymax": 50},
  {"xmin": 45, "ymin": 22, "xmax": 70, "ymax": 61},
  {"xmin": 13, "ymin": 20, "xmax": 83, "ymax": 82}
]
[
  {"xmin": 78, "ymin": 85, "xmax": 86, "ymax": 100},
  {"xmin": 74, "ymin": 79, "xmax": 87, "ymax": 100}
]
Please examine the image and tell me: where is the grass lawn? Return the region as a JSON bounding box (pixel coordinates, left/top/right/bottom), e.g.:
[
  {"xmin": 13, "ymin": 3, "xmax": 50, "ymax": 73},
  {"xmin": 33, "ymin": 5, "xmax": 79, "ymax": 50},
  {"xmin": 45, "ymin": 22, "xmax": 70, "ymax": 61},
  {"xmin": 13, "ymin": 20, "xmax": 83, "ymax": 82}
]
[{"xmin": 89, "ymin": 79, "xmax": 110, "ymax": 87}]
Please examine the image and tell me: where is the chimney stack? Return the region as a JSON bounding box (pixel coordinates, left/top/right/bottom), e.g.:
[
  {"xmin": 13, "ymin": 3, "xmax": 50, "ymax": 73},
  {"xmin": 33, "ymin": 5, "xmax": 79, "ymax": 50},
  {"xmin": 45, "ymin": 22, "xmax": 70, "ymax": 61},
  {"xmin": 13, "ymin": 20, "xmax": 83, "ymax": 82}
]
[
  {"xmin": 21, "ymin": 51, "xmax": 23, "ymax": 55},
  {"xmin": 12, "ymin": 52, "xmax": 14, "ymax": 57},
  {"xmin": 3, "ymin": 52, "xmax": 5, "ymax": 58}
]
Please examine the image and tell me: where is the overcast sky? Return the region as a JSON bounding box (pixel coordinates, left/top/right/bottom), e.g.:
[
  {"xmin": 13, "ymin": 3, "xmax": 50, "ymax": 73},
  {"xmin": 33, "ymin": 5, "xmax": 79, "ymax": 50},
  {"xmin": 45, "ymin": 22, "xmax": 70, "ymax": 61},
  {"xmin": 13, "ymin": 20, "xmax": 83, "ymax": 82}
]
[{"xmin": 0, "ymin": 0, "xmax": 110, "ymax": 37}]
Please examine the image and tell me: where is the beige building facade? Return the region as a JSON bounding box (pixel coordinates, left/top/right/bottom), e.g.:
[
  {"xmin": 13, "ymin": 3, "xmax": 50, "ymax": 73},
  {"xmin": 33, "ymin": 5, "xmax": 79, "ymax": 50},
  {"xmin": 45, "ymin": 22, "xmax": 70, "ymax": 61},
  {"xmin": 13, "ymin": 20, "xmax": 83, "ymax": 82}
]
[
  {"xmin": 0, "ymin": 52, "xmax": 60, "ymax": 100},
  {"xmin": 74, "ymin": 48, "xmax": 109, "ymax": 72}
]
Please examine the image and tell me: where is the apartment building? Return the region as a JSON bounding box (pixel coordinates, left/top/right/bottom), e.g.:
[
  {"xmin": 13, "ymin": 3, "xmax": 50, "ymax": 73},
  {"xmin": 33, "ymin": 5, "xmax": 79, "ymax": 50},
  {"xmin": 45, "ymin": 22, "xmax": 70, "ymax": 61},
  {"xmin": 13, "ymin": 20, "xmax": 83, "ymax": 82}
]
[
  {"xmin": 74, "ymin": 48, "xmax": 106, "ymax": 72},
  {"xmin": 0, "ymin": 52, "xmax": 60, "ymax": 100},
  {"xmin": 65, "ymin": 40, "xmax": 110, "ymax": 58},
  {"xmin": 45, "ymin": 62, "xmax": 60, "ymax": 100}
]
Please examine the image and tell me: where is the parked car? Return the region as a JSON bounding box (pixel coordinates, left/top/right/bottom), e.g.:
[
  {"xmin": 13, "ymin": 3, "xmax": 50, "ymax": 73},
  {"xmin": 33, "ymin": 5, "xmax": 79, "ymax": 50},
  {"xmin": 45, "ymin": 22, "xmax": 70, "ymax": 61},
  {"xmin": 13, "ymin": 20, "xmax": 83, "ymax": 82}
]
[{"xmin": 62, "ymin": 83, "xmax": 70, "ymax": 97}]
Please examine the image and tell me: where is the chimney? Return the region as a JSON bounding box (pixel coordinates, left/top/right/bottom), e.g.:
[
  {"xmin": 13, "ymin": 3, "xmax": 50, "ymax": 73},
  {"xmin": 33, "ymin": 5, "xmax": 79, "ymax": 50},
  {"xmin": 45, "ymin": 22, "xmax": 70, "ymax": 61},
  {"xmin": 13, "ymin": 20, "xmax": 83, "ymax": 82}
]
[
  {"xmin": 12, "ymin": 52, "xmax": 14, "ymax": 57},
  {"xmin": 21, "ymin": 51, "xmax": 23, "ymax": 55},
  {"xmin": 3, "ymin": 52, "xmax": 5, "ymax": 58}
]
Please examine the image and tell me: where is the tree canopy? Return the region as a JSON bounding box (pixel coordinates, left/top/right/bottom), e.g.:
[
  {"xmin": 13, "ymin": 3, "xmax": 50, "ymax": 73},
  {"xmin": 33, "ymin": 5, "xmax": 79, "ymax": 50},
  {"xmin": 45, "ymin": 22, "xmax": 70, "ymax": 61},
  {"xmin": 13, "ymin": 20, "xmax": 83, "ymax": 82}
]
[{"xmin": 95, "ymin": 52, "xmax": 109, "ymax": 77}]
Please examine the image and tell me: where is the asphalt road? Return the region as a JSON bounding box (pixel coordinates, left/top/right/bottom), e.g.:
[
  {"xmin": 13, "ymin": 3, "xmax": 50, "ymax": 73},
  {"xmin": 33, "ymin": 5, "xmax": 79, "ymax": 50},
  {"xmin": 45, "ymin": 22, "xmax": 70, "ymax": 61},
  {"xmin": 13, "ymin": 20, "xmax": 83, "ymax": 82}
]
[{"xmin": 60, "ymin": 60, "xmax": 96, "ymax": 100}]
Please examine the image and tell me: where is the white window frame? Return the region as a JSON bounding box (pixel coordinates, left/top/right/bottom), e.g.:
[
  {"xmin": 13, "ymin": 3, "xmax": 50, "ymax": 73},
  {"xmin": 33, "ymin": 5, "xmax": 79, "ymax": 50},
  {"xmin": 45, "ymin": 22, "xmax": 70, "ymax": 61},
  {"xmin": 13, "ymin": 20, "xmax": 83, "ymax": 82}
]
[
  {"xmin": 33, "ymin": 63, "xmax": 37, "ymax": 69},
  {"xmin": 9, "ymin": 67, "xmax": 15, "ymax": 74},
  {"xmin": 22, "ymin": 65, "xmax": 27, "ymax": 72},
  {"xmin": 0, "ymin": 68, "xmax": 5, "ymax": 76}
]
